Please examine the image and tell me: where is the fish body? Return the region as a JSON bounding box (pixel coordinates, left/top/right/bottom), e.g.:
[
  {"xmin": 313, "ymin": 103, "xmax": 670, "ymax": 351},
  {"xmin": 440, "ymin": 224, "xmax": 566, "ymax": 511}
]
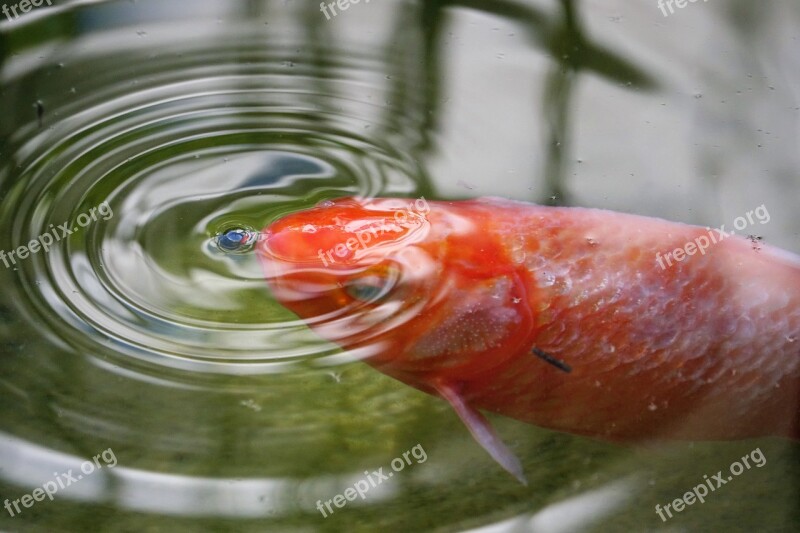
[{"xmin": 258, "ymin": 196, "xmax": 800, "ymax": 482}]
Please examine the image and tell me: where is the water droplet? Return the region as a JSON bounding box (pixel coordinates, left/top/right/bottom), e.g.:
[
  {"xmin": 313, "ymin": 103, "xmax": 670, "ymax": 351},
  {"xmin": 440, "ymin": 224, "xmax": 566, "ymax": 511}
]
[
  {"xmin": 601, "ymin": 342, "xmax": 616, "ymax": 353},
  {"xmin": 553, "ymin": 278, "xmax": 572, "ymax": 294},
  {"xmin": 525, "ymin": 255, "xmax": 546, "ymax": 271},
  {"xmin": 535, "ymin": 271, "xmax": 556, "ymax": 287},
  {"xmin": 240, "ymin": 399, "xmax": 262, "ymax": 412}
]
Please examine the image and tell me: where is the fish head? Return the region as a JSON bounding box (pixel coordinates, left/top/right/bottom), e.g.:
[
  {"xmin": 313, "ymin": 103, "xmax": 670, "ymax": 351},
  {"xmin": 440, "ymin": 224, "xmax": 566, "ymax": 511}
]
[
  {"xmin": 257, "ymin": 197, "xmax": 438, "ymax": 359},
  {"xmin": 257, "ymin": 196, "xmax": 532, "ymax": 381}
]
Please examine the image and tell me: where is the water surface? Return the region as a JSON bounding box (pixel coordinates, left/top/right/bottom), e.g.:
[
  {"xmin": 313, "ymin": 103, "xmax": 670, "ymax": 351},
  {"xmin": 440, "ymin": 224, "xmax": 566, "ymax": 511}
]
[{"xmin": 0, "ymin": 0, "xmax": 798, "ymax": 531}]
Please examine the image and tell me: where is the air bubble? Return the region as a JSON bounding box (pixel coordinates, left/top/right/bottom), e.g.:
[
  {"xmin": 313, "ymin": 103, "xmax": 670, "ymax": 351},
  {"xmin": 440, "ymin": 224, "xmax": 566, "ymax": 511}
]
[{"xmin": 216, "ymin": 227, "xmax": 258, "ymax": 253}]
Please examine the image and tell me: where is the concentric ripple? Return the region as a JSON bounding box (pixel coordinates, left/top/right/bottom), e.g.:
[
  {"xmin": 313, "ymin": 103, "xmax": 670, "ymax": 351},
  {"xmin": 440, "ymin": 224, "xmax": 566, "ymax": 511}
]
[{"xmin": 1, "ymin": 31, "xmax": 428, "ymax": 377}]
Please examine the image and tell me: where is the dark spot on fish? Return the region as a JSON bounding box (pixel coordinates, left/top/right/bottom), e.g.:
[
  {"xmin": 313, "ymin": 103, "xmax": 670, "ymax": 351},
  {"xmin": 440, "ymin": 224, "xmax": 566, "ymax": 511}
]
[
  {"xmin": 747, "ymin": 234, "xmax": 763, "ymax": 252},
  {"xmin": 532, "ymin": 347, "xmax": 572, "ymax": 373}
]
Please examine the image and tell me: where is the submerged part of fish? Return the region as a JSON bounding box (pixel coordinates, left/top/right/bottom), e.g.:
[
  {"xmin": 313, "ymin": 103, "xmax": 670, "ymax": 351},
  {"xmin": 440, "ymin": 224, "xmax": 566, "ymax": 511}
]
[{"xmin": 257, "ymin": 196, "xmax": 800, "ymax": 483}]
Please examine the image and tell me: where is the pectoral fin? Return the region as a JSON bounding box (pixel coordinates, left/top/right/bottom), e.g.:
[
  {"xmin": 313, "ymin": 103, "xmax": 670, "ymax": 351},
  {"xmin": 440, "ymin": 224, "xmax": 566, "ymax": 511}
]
[{"xmin": 433, "ymin": 380, "xmax": 528, "ymax": 485}]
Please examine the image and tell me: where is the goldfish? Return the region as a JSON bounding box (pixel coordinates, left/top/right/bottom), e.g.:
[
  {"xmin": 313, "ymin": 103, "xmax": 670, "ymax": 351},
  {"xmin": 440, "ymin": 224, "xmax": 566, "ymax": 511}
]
[{"xmin": 257, "ymin": 196, "xmax": 800, "ymax": 483}]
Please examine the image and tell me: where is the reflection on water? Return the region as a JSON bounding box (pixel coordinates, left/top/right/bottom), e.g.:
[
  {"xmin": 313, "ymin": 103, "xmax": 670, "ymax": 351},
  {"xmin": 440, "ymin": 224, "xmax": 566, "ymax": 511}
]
[{"xmin": 0, "ymin": 0, "xmax": 798, "ymax": 531}]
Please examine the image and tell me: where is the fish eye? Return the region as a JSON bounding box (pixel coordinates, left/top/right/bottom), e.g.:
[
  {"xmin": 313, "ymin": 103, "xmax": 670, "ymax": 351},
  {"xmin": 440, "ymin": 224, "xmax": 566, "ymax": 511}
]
[{"xmin": 344, "ymin": 273, "xmax": 393, "ymax": 303}]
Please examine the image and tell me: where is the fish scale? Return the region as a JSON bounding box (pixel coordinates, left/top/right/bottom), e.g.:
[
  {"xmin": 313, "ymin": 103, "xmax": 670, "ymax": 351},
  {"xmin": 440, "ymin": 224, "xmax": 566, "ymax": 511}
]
[{"xmin": 258, "ymin": 196, "xmax": 800, "ymax": 483}]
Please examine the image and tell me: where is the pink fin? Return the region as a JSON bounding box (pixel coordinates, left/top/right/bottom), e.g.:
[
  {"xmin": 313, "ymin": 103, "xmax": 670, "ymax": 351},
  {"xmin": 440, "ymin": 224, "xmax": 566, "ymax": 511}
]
[{"xmin": 433, "ymin": 381, "xmax": 528, "ymax": 485}]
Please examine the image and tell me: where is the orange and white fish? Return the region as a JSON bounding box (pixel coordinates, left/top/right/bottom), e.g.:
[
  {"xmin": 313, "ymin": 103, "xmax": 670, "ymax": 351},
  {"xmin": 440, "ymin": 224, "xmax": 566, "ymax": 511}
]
[{"xmin": 257, "ymin": 196, "xmax": 800, "ymax": 483}]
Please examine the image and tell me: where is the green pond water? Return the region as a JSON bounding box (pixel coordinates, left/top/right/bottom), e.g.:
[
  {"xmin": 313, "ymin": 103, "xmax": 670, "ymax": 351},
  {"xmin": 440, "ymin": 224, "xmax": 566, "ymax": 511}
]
[{"xmin": 0, "ymin": 0, "xmax": 798, "ymax": 531}]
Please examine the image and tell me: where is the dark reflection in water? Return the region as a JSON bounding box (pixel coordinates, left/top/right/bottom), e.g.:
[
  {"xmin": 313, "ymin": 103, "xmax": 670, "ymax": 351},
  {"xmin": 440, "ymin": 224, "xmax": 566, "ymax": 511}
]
[
  {"xmin": 0, "ymin": 0, "xmax": 798, "ymax": 531},
  {"xmin": 418, "ymin": 0, "xmax": 657, "ymax": 205}
]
